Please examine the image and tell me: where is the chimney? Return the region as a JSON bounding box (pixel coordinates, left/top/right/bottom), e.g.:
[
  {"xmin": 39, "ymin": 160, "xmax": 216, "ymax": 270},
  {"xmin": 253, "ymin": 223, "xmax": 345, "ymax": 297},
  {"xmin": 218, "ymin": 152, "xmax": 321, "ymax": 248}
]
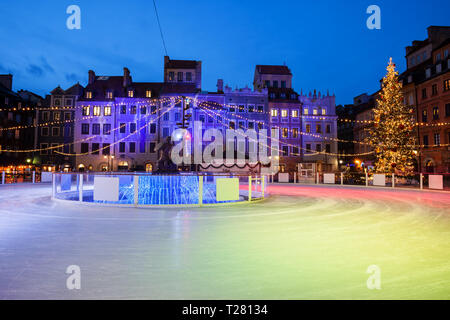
[
  {"xmin": 0, "ymin": 74, "xmax": 13, "ymax": 90},
  {"xmin": 123, "ymin": 67, "xmax": 131, "ymax": 87},
  {"xmin": 88, "ymin": 70, "xmax": 95, "ymax": 85},
  {"xmin": 216, "ymin": 79, "xmax": 224, "ymax": 92}
]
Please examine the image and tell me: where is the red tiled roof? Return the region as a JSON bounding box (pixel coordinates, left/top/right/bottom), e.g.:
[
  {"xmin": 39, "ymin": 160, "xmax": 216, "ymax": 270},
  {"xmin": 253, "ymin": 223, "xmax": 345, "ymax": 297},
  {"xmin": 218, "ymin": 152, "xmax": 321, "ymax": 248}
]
[{"xmin": 256, "ymin": 65, "xmax": 292, "ymax": 75}]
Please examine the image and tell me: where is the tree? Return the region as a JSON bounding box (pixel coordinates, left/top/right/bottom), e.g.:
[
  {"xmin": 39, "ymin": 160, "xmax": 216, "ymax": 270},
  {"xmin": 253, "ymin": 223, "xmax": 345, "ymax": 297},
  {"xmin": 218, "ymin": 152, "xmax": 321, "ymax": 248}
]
[{"xmin": 367, "ymin": 58, "xmax": 416, "ymax": 174}]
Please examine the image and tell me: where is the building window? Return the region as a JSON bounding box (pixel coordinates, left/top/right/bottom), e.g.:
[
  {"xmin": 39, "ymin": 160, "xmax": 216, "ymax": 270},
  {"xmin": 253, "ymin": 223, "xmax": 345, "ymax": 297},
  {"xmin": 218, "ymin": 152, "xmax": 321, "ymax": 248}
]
[
  {"xmin": 130, "ymin": 105, "xmax": 137, "ymax": 114},
  {"xmin": 444, "ymin": 79, "xmax": 450, "ymax": 92},
  {"xmin": 281, "ymin": 81, "xmax": 286, "ymax": 88},
  {"xmin": 292, "ymin": 128, "xmax": 298, "ymax": 138},
  {"xmin": 41, "ymin": 127, "xmax": 49, "ymax": 136},
  {"xmin": 326, "ymin": 144, "xmax": 331, "ymax": 153},
  {"xmin": 306, "ymin": 124, "xmax": 311, "ymax": 133},
  {"xmin": 281, "ymin": 109, "xmax": 288, "ymax": 118},
  {"xmin": 86, "ymin": 91, "xmax": 92, "ymax": 99},
  {"xmin": 162, "ymin": 127, "xmax": 169, "ymax": 137},
  {"xmin": 92, "ymin": 123, "xmax": 100, "ymax": 135},
  {"xmin": 54, "ymin": 112, "xmax": 61, "ymax": 121},
  {"xmin": 103, "ymin": 124, "xmax": 111, "ymax": 135},
  {"xmin": 306, "ymin": 144, "xmax": 311, "ymax": 152},
  {"xmin": 146, "ymin": 90, "xmax": 152, "ymax": 98},
  {"xmin": 92, "ymin": 143, "xmax": 100, "ymax": 155},
  {"xmin": 282, "ymin": 145, "xmax": 289, "ymax": 156},
  {"xmin": 42, "ymin": 111, "xmax": 50, "ymax": 121},
  {"xmin": 273, "ymin": 81, "xmax": 278, "ymax": 88},
  {"xmin": 316, "ymin": 144, "xmax": 322, "ymax": 152},
  {"xmin": 120, "ymin": 105, "xmax": 126, "ymax": 114},
  {"xmin": 149, "ymin": 142, "xmax": 156, "ymax": 153},
  {"xmin": 432, "ymin": 106, "xmax": 439, "ymax": 120},
  {"xmin": 65, "ymin": 99, "xmax": 72, "ymax": 106},
  {"xmin": 239, "ymin": 121, "xmax": 245, "ymax": 129},
  {"xmin": 103, "ymin": 143, "xmax": 110, "ymax": 155},
  {"xmin": 104, "ymin": 106, "xmax": 111, "ymax": 116},
  {"xmin": 264, "ymin": 80, "xmax": 270, "ymax": 88},
  {"xmin": 229, "ymin": 121, "xmax": 235, "ymax": 129},
  {"xmin": 446, "ymin": 103, "xmax": 450, "ymax": 117},
  {"xmin": 119, "ymin": 142, "xmax": 125, "ymax": 153},
  {"xmin": 129, "ymin": 142, "xmax": 136, "ymax": 153},
  {"xmin": 81, "ymin": 143, "xmax": 89, "ymax": 154},
  {"xmin": 186, "ymin": 72, "xmax": 192, "ymax": 82},
  {"xmin": 422, "ymin": 109, "xmax": 428, "ymax": 122},
  {"xmin": 257, "ymin": 105, "xmax": 264, "ymax": 113},
  {"xmin": 130, "ymin": 123, "xmax": 136, "ymax": 133},
  {"xmin": 423, "ymin": 135, "xmax": 429, "ymax": 148},
  {"xmin": 303, "ymin": 108, "xmax": 308, "ymax": 115},
  {"xmin": 82, "ymin": 106, "xmax": 90, "ymax": 116},
  {"xmin": 128, "ymin": 90, "xmax": 134, "ymax": 98},
  {"xmin": 292, "ymin": 146, "xmax": 299, "ymax": 155},
  {"xmin": 140, "ymin": 106, "xmax": 147, "ymax": 115},
  {"xmin": 52, "ymin": 127, "xmax": 60, "ymax": 136},
  {"xmin": 238, "ymin": 105, "xmax": 245, "ymax": 112},
  {"xmin": 436, "ymin": 53, "xmax": 441, "ymax": 61},
  {"xmin": 64, "ymin": 112, "xmax": 71, "ymax": 120},
  {"xmin": 322, "ymin": 109, "xmax": 327, "ymax": 115},
  {"xmin": 316, "ymin": 124, "xmax": 322, "ymax": 133},
  {"xmin": 163, "ymin": 112, "xmax": 169, "ymax": 121},
  {"xmin": 422, "ymin": 88, "xmax": 427, "ymax": 99},
  {"xmin": 81, "ymin": 123, "xmax": 89, "ymax": 135},
  {"xmin": 106, "ymin": 91, "xmax": 113, "ymax": 99},
  {"xmin": 168, "ymin": 72, "xmax": 174, "ymax": 81},
  {"xmin": 271, "ymin": 109, "xmax": 278, "ymax": 117},
  {"xmin": 313, "ymin": 109, "xmax": 318, "ymax": 115},
  {"xmin": 432, "ymin": 84, "xmax": 438, "ymax": 96},
  {"xmin": 40, "ymin": 143, "xmax": 48, "ymax": 155},
  {"xmin": 93, "ymin": 106, "xmax": 101, "ymax": 116},
  {"xmin": 177, "ymin": 72, "xmax": 183, "ymax": 82},
  {"xmin": 150, "ymin": 123, "xmax": 156, "ymax": 134},
  {"xmin": 434, "ymin": 133, "xmax": 440, "ymax": 146},
  {"xmin": 248, "ymin": 122, "xmax": 255, "ymax": 129},
  {"xmin": 120, "ymin": 123, "xmax": 126, "ymax": 133},
  {"xmin": 248, "ymin": 106, "xmax": 254, "ymax": 113},
  {"xmin": 291, "ymin": 110, "xmax": 298, "ymax": 118},
  {"xmin": 326, "ymin": 124, "xmax": 331, "ymax": 134},
  {"xmin": 282, "ymin": 128, "xmax": 288, "ymax": 138}
]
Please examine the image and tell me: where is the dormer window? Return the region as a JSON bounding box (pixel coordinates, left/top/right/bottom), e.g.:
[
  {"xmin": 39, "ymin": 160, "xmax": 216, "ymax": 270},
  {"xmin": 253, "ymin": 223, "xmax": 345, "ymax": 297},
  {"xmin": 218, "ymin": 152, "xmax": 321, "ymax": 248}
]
[
  {"xmin": 186, "ymin": 72, "xmax": 192, "ymax": 82},
  {"xmin": 106, "ymin": 91, "xmax": 113, "ymax": 99},
  {"xmin": 86, "ymin": 91, "xmax": 92, "ymax": 99},
  {"xmin": 128, "ymin": 90, "xmax": 134, "ymax": 98},
  {"xmin": 436, "ymin": 53, "xmax": 441, "ymax": 62},
  {"xmin": 177, "ymin": 72, "xmax": 183, "ymax": 82},
  {"xmin": 168, "ymin": 72, "xmax": 174, "ymax": 81},
  {"xmin": 146, "ymin": 90, "xmax": 152, "ymax": 98}
]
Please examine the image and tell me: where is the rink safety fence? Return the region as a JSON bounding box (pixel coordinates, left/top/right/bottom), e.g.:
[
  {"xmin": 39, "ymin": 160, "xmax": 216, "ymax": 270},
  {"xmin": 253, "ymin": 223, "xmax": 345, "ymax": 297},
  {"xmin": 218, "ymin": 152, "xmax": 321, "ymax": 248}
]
[
  {"xmin": 269, "ymin": 171, "xmax": 450, "ymax": 191},
  {"xmin": 51, "ymin": 172, "xmax": 267, "ymax": 207}
]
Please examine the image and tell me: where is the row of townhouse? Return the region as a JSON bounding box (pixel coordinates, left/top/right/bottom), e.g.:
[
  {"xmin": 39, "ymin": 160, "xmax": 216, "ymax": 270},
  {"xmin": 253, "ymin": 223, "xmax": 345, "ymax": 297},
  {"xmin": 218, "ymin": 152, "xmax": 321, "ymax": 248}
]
[{"xmin": 36, "ymin": 56, "xmax": 338, "ymax": 173}]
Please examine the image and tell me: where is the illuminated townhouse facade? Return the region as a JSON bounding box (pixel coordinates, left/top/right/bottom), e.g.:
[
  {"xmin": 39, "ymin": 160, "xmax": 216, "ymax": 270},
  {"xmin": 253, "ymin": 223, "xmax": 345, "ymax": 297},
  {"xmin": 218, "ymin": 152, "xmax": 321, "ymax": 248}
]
[
  {"xmin": 36, "ymin": 83, "xmax": 84, "ymax": 171},
  {"xmin": 399, "ymin": 26, "xmax": 450, "ymax": 173}
]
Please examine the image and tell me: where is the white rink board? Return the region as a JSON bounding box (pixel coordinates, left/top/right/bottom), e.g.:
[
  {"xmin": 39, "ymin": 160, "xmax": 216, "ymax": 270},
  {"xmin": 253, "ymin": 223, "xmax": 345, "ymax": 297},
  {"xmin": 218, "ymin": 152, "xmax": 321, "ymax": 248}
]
[
  {"xmin": 216, "ymin": 178, "xmax": 239, "ymax": 201},
  {"xmin": 323, "ymin": 173, "xmax": 335, "ymax": 184},
  {"xmin": 429, "ymin": 175, "xmax": 443, "ymax": 190},
  {"xmin": 373, "ymin": 174, "xmax": 386, "ymax": 186},
  {"xmin": 41, "ymin": 172, "xmax": 53, "ymax": 182},
  {"xmin": 93, "ymin": 177, "xmax": 119, "ymax": 202},
  {"xmin": 278, "ymin": 173, "xmax": 289, "ymax": 183}
]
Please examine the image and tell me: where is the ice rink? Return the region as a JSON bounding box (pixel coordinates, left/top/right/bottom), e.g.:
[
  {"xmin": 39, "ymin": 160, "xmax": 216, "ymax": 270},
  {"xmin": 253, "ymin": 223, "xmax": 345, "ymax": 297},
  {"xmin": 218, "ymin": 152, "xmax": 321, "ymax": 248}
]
[{"xmin": 0, "ymin": 183, "xmax": 449, "ymax": 299}]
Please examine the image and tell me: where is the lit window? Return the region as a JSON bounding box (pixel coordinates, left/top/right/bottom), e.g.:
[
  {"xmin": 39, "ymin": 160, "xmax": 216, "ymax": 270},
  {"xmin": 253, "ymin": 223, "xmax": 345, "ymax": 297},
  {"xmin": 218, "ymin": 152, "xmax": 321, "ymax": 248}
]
[
  {"xmin": 313, "ymin": 109, "xmax": 318, "ymax": 115},
  {"xmin": 281, "ymin": 110, "xmax": 288, "ymax": 117},
  {"xmin": 322, "ymin": 109, "xmax": 326, "ymax": 115},
  {"xmin": 86, "ymin": 91, "xmax": 92, "ymax": 99},
  {"xmin": 291, "ymin": 110, "xmax": 298, "ymax": 117},
  {"xmin": 104, "ymin": 106, "xmax": 111, "ymax": 116},
  {"xmin": 82, "ymin": 106, "xmax": 90, "ymax": 116},
  {"xmin": 128, "ymin": 90, "xmax": 134, "ymax": 98},
  {"xmin": 271, "ymin": 109, "xmax": 278, "ymax": 117},
  {"xmin": 306, "ymin": 124, "xmax": 311, "ymax": 133},
  {"xmin": 282, "ymin": 128, "xmax": 288, "ymax": 138},
  {"xmin": 146, "ymin": 90, "xmax": 152, "ymax": 98},
  {"xmin": 292, "ymin": 128, "xmax": 298, "ymax": 138},
  {"xmin": 93, "ymin": 106, "xmax": 101, "ymax": 116},
  {"xmin": 106, "ymin": 91, "xmax": 113, "ymax": 99},
  {"xmin": 303, "ymin": 108, "xmax": 308, "ymax": 115}
]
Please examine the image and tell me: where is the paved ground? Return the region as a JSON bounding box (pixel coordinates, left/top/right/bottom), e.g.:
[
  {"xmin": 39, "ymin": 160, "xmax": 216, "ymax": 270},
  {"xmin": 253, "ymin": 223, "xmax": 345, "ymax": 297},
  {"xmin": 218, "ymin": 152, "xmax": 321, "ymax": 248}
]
[{"xmin": 0, "ymin": 183, "xmax": 449, "ymax": 299}]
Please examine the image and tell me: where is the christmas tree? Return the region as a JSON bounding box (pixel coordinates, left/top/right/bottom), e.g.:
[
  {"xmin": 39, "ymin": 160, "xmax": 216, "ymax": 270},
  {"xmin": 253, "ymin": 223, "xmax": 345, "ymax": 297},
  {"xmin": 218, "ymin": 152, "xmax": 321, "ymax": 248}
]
[{"xmin": 367, "ymin": 58, "xmax": 416, "ymax": 174}]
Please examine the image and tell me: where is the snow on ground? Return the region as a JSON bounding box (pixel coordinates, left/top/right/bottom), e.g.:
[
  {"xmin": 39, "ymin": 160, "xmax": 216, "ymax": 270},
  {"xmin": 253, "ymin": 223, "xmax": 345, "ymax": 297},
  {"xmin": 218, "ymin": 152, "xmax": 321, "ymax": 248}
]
[{"xmin": 0, "ymin": 183, "xmax": 449, "ymax": 299}]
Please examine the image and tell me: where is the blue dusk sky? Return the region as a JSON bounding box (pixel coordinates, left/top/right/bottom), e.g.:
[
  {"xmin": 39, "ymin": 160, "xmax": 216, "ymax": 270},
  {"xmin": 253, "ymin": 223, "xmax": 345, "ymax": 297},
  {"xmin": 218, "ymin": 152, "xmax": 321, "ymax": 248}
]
[{"xmin": 0, "ymin": 0, "xmax": 449, "ymax": 104}]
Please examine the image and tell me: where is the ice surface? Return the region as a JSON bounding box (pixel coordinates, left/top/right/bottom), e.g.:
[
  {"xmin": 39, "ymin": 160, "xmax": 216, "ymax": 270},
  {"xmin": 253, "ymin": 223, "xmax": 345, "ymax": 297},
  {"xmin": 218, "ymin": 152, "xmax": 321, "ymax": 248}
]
[{"xmin": 0, "ymin": 183, "xmax": 449, "ymax": 299}]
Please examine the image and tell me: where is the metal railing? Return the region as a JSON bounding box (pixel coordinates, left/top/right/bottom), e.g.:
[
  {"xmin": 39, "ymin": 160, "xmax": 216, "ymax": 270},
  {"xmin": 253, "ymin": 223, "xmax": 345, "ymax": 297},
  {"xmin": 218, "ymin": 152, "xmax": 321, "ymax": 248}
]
[{"xmin": 0, "ymin": 171, "xmax": 40, "ymax": 184}]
